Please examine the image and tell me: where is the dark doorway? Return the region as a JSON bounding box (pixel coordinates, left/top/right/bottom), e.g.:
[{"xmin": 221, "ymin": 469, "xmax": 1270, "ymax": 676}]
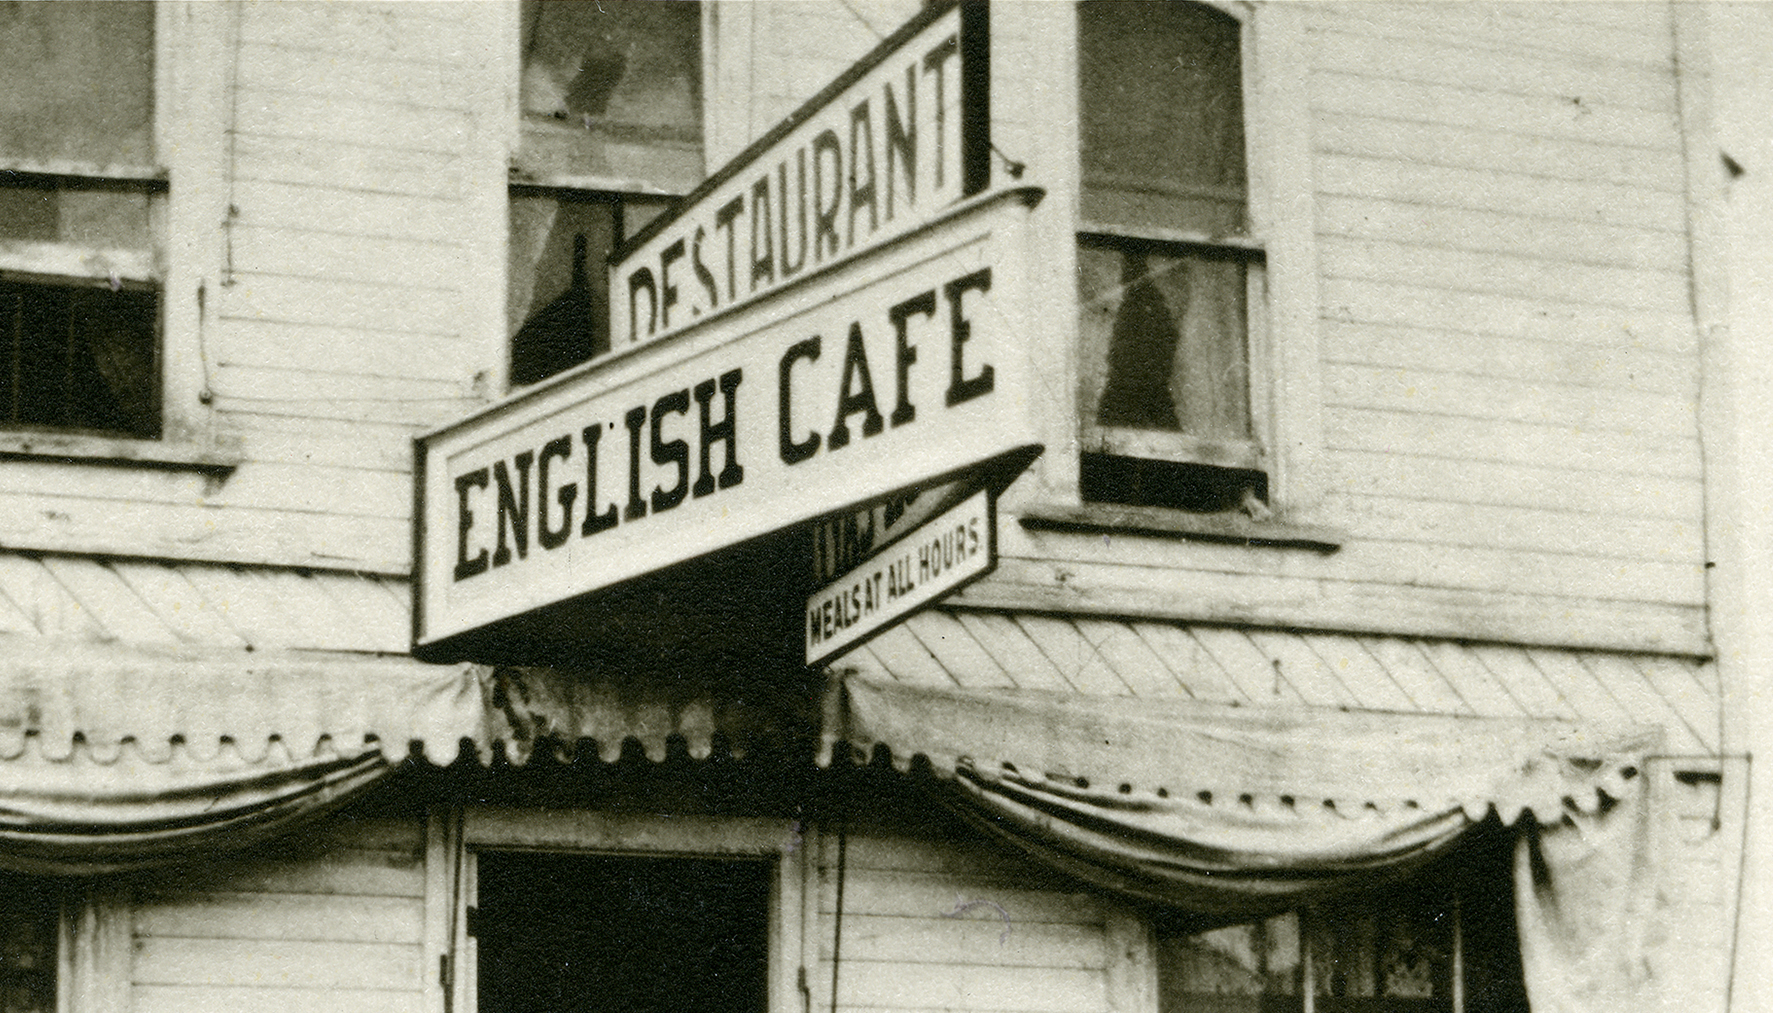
[{"xmin": 475, "ymin": 851, "xmax": 772, "ymax": 1013}]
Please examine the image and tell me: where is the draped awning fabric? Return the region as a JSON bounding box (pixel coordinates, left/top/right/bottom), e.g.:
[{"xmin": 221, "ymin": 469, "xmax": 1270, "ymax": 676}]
[
  {"xmin": 820, "ymin": 670, "xmax": 1659, "ymax": 915},
  {"xmin": 0, "ymin": 641, "xmax": 801, "ymax": 873}
]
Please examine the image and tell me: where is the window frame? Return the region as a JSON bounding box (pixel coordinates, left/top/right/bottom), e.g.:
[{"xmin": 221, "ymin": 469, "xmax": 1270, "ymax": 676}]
[
  {"xmin": 1074, "ymin": 0, "xmax": 1269, "ymax": 481},
  {"xmin": 0, "ymin": 2, "xmax": 234, "ymax": 470},
  {"xmin": 501, "ymin": 0, "xmax": 706, "ymax": 392},
  {"xmin": 449, "ymin": 809, "xmax": 805, "ymax": 1013},
  {"xmin": 1038, "ymin": 0, "xmax": 1325, "ymax": 532}
]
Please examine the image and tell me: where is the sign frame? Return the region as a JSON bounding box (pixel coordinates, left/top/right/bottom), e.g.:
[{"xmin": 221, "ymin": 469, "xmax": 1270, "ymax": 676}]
[{"xmin": 412, "ymin": 188, "xmax": 1045, "ymax": 662}]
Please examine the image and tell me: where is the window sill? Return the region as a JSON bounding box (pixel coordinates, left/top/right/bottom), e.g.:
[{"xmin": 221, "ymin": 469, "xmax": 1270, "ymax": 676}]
[
  {"xmin": 0, "ymin": 432, "xmax": 240, "ymax": 473},
  {"xmin": 1018, "ymin": 503, "xmax": 1342, "ymax": 553}
]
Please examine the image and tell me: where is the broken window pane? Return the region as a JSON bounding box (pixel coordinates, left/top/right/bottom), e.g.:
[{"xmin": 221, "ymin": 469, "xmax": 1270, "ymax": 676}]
[
  {"xmin": 517, "ymin": 0, "xmax": 702, "ymax": 187},
  {"xmin": 0, "ymin": 2, "xmax": 154, "ymax": 168},
  {"xmin": 1079, "ymin": 0, "xmax": 1246, "ymax": 237},
  {"xmin": 508, "ymin": 191, "xmax": 618, "ymax": 386},
  {"xmin": 1079, "ymin": 238, "xmax": 1251, "ymax": 442}
]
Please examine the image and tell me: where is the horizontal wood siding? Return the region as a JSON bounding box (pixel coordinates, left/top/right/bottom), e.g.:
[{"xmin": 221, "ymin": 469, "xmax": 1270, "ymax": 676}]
[
  {"xmin": 0, "ymin": 2, "xmax": 497, "ymax": 574},
  {"xmin": 132, "ymin": 814, "xmax": 428, "ymax": 1013},
  {"xmin": 820, "ymin": 821, "xmax": 1111, "ymax": 1013},
  {"xmin": 1305, "ymin": 1, "xmax": 1704, "ymax": 651},
  {"xmin": 961, "ymin": 1, "xmax": 1708, "ymax": 653}
]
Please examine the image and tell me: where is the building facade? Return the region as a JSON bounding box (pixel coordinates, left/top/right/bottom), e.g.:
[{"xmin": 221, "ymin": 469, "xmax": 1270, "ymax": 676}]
[{"xmin": 0, "ymin": 4, "xmax": 1752, "ymax": 1013}]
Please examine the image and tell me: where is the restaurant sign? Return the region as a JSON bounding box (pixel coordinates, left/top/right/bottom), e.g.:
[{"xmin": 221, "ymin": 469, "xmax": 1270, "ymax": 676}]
[
  {"xmin": 612, "ymin": 0, "xmax": 988, "ymax": 353},
  {"xmin": 412, "ymin": 190, "xmax": 1043, "ymax": 659}
]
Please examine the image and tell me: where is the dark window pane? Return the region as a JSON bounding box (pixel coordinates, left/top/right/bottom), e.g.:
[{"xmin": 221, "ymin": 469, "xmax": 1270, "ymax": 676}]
[
  {"xmin": 1079, "ymin": 0, "xmax": 1246, "ymax": 236},
  {"xmin": 508, "ymin": 192, "xmax": 619, "ymax": 386},
  {"xmin": 0, "ymin": 875, "xmax": 58, "ymax": 1013},
  {"xmin": 0, "ymin": 279, "xmax": 160, "ymax": 438},
  {"xmin": 476, "ymin": 852, "xmax": 770, "ymax": 1013},
  {"xmin": 518, "ymin": 0, "xmax": 703, "ymax": 187},
  {"xmin": 0, "ymin": 1, "xmax": 154, "ymax": 167}
]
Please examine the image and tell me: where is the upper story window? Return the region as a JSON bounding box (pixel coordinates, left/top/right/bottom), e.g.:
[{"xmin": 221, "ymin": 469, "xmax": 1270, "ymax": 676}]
[
  {"xmin": 0, "ymin": 2, "xmax": 161, "ymax": 439},
  {"xmin": 1075, "ymin": 1, "xmax": 1265, "ymax": 513},
  {"xmin": 508, "ymin": 0, "xmax": 702, "ymax": 388}
]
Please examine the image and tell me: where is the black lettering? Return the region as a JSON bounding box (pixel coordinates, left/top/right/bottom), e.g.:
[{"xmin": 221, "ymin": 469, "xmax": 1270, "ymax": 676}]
[
  {"xmin": 848, "ymin": 100, "xmax": 878, "ymax": 247},
  {"xmin": 924, "ymin": 34, "xmax": 959, "ymax": 190},
  {"xmin": 453, "ymin": 468, "xmax": 489, "ymax": 580},
  {"xmin": 624, "ymin": 406, "xmax": 648, "ymax": 521},
  {"xmin": 650, "ymin": 389, "xmax": 691, "ymax": 513},
  {"xmin": 492, "ymin": 452, "xmax": 534, "ymax": 568},
  {"xmin": 779, "ymin": 337, "xmax": 822, "ymax": 464},
  {"xmin": 659, "ymin": 238, "xmax": 685, "ymax": 328},
  {"xmin": 537, "ymin": 435, "xmax": 576, "ymax": 550},
  {"xmin": 889, "ymin": 290, "xmax": 934, "ymax": 427},
  {"xmin": 627, "ymin": 267, "xmax": 657, "ymax": 342},
  {"xmin": 693, "ymin": 368, "xmax": 744, "ymax": 497},
  {"xmin": 750, "ymin": 175, "xmax": 775, "ymax": 291},
  {"xmin": 692, "ymin": 226, "xmax": 719, "ymax": 311},
  {"xmin": 779, "ymin": 151, "xmax": 808, "ymax": 278},
  {"xmin": 944, "ymin": 267, "xmax": 994, "ymax": 406},
  {"xmin": 812, "ymin": 129, "xmax": 842, "ymax": 262},
  {"xmin": 828, "ymin": 322, "xmax": 884, "ymax": 450},
  {"xmin": 809, "ymin": 607, "xmax": 823, "ymax": 645},
  {"xmin": 884, "ymin": 65, "xmax": 916, "ymax": 218},
  {"xmin": 581, "ymin": 424, "xmax": 618, "ymax": 536},
  {"xmin": 715, "ymin": 194, "xmax": 745, "ymax": 303}
]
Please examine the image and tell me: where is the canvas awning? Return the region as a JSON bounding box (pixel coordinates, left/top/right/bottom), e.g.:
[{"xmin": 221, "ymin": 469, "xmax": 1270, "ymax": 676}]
[
  {"xmin": 0, "ymin": 640, "xmax": 802, "ymax": 873},
  {"xmin": 819, "ymin": 668, "xmax": 1666, "ymax": 1013}
]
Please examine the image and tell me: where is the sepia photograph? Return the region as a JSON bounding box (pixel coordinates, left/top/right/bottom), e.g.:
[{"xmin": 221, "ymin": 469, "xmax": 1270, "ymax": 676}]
[{"xmin": 0, "ymin": 2, "xmax": 1767, "ymax": 1012}]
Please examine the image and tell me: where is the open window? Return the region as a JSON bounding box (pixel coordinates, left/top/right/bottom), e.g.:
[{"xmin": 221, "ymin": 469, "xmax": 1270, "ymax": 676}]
[
  {"xmin": 0, "ymin": 2, "xmax": 162, "ymax": 440},
  {"xmin": 507, "ymin": 0, "xmax": 702, "ymax": 388},
  {"xmin": 1075, "ymin": 1, "xmax": 1266, "ymax": 513}
]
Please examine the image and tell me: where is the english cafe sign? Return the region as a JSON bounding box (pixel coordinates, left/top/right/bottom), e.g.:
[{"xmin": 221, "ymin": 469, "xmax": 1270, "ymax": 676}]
[
  {"xmin": 412, "ymin": 188, "xmax": 1044, "ymax": 660},
  {"xmin": 614, "ymin": 0, "xmax": 989, "ymax": 354}
]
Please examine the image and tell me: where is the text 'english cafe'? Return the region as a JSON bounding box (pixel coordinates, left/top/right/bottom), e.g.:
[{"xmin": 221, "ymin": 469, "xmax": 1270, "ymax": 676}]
[{"xmin": 412, "ymin": 1, "xmax": 1048, "ymax": 668}]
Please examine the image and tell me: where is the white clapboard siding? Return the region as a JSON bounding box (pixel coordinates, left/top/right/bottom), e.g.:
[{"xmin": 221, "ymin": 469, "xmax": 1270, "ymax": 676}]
[
  {"xmin": 1319, "ymin": 321, "xmax": 1697, "ymax": 396},
  {"xmin": 820, "ymin": 823, "xmax": 1109, "ymax": 1013},
  {"xmin": 233, "ymin": 41, "xmax": 468, "ymax": 112},
  {"xmin": 964, "ymin": 555, "xmax": 1707, "ymax": 656},
  {"xmin": 1311, "ymin": 117, "xmax": 1685, "ymax": 196},
  {"xmin": 132, "ymin": 815, "xmax": 428, "ymax": 1013},
  {"xmin": 0, "ymin": 0, "xmax": 493, "ymax": 574},
  {"xmin": 222, "ymin": 229, "xmax": 468, "ymax": 297},
  {"xmin": 1306, "ymin": 3, "xmax": 1675, "ymax": 68}
]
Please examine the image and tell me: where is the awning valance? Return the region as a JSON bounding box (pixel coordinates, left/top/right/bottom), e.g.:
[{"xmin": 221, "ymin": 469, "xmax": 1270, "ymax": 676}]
[
  {"xmin": 0, "ymin": 641, "xmax": 802, "ymax": 873},
  {"xmin": 820, "ymin": 670, "xmax": 1658, "ymax": 915},
  {"xmin": 822, "ymin": 669, "xmax": 1654, "ymax": 821}
]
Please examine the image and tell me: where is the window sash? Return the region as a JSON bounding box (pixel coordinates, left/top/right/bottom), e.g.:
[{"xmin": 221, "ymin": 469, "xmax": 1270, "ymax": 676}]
[{"xmin": 1077, "ymin": 233, "xmax": 1266, "ymax": 472}]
